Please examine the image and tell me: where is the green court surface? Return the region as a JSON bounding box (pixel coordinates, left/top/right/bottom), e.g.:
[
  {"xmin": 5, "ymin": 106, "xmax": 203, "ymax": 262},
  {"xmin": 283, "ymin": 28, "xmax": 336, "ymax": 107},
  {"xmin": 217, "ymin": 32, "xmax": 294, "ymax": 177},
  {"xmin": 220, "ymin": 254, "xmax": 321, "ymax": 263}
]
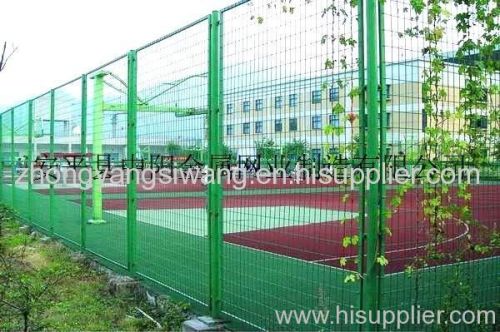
[{"xmin": 109, "ymin": 206, "xmax": 358, "ymax": 236}]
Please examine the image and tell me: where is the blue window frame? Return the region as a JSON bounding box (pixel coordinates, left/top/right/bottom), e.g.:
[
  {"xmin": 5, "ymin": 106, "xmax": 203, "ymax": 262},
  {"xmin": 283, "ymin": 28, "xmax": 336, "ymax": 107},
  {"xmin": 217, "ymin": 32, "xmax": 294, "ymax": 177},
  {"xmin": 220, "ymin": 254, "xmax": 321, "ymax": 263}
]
[
  {"xmin": 275, "ymin": 96, "xmax": 283, "ymax": 109},
  {"xmin": 329, "ymin": 87, "xmax": 339, "ymax": 102},
  {"xmin": 329, "ymin": 114, "xmax": 340, "ymax": 127},
  {"xmin": 243, "ymin": 122, "xmax": 250, "ymax": 134},
  {"xmin": 243, "ymin": 101, "xmax": 250, "ymax": 112},
  {"xmin": 289, "ymin": 93, "xmax": 298, "ymax": 107},
  {"xmin": 255, "ymin": 121, "xmax": 263, "ymax": 133},
  {"xmin": 275, "ymin": 119, "xmax": 283, "ymax": 132},
  {"xmin": 311, "ymin": 90, "xmax": 322, "ymax": 104},
  {"xmin": 255, "ymin": 99, "xmax": 264, "ymax": 111},
  {"xmin": 311, "ymin": 115, "xmax": 322, "ymax": 129}
]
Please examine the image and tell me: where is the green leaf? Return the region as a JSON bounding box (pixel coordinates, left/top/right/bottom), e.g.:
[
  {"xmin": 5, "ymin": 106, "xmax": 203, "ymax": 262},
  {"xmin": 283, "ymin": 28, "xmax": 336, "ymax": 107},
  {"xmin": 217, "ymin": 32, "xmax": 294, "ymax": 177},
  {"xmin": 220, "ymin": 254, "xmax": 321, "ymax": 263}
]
[
  {"xmin": 341, "ymin": 194, "xmax": 350, "ymax": 203},
  {"xmin": 339, "ymin": 257, "xmax": 347, "ymax": 267},
  {"xmin": 344, "ymin": 273, "xmax": 357, "ymax": 283},
  {"xmin": 332, "ymin": 103, "xmax": 345, "ymax": 114},
  {"xmin": 376, "ymin": 256, "xmax": 389, "ymax": 266}
]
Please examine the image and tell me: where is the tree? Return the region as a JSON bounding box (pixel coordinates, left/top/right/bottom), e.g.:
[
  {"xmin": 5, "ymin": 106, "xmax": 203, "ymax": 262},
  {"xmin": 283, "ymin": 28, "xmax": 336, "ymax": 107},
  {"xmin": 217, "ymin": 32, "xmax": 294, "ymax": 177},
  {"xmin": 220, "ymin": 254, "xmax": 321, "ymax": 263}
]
[
  {"xmin": 0, "ymin": 42, "xmax": 17, "ymax": 73},
  {"xmin": 255, "ymin": 138, "xmax": 279, "ymax": 163},
  {"xmin": 282, "ymin": 139, "xmax": 307, "ymax": 162},
  {"xmin": 165, "ymin": 142, "xmax": 182, "ymax": 156},
  {"xmin": 0, "ymin": 206, "xmax": 66, "ymax": 331}
]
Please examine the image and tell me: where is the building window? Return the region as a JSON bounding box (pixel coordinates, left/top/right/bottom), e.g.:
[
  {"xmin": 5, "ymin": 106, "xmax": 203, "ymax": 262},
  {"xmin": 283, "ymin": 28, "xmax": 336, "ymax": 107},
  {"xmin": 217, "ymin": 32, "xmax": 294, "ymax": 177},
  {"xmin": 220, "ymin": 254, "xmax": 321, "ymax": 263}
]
[
  {"xmin": 422, "ymin": 109, "xmax": 427, "ymax": 131},
  {"xmin": 275, "ymin": 96, "xmax": 283, "ymax": 109},
  {"xmin": 386, "ymin": 113, "xmax": 391, "ymax": 128},
  {"xmin": 311, "ymin": 90, "xmax": 322, "ymax": 104},
  {"xmin": 289, "ymin": 93, "xmax": 298, "ymax": 107},
  {"xmin": 468, "ymin": 115, "xmax": 488, "ymax": 129},
  {"xmin": 311, "ymin": 115, "xmax": 322, "ymax": 129},
  {"xmin": 385, "ymin": 84, "xmax": 391, "ymax": 100},
  {"xmin": 243, "ymin": 101, "xmax": 250, "ymax": 112},
  {"xmin": 289, "ymin": 118, "xmax": 298, "ymax": 131},
  {"xmin": 255, "ymin": 99, "xmax": 264, "ymax": 111},
  {"xmin": 255, "ymin": 121, "xmax": 263, "ymax": 134},
  {"xmin": 311, "ymin": 148, "xmax": 321, "ymax": 160},
  {"xmin": 275, "ymin": 119, "xmax": 283, "ymax": 132},
  {"xmin": 226, "ymin": 103, "xmax": 233, "ymax": 114},
  {"xmin": 329, "ymin": 114, "xmax": 340, "ymax": 127},
  {"xmin": 479, "ymin": 88, "xmax": 488, "ymax": 104},
  {"xmin": 329, "ymin": 87, "xmax": 339, "ymax": 102},
  {"xmin": 243, "ymin": 122, "xmax": 250, "ymax": 135},
  {"xmin": 328, "ymin": 147, "xmax": 340, "ymax": 157},
  {"xmin": 226, "ymin": 125, "xmax": 234, "ymax": 136}
]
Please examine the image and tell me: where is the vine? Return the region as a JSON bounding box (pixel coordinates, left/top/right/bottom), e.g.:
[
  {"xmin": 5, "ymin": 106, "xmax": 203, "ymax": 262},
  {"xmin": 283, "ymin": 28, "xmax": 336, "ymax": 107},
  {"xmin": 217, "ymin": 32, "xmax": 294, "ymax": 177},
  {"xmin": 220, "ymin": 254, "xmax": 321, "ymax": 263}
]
[{"xmin": 394, "ymin": 2, "xmax": 500, "ymax": 324}]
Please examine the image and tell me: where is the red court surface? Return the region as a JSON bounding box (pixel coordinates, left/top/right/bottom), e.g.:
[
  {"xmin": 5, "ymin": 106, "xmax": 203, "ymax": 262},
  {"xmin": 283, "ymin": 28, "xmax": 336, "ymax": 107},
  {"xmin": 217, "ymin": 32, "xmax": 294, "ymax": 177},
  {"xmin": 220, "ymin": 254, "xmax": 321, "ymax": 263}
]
[{"xmin": 49, "ymin": 181, "xmax": 499, "ymax": 273}]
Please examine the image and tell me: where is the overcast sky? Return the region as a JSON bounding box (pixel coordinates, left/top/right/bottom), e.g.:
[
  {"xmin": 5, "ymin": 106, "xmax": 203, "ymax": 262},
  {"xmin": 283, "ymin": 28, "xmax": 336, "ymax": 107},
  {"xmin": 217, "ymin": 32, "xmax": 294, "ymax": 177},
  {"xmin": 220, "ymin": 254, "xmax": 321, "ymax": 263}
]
[{"xmin": 0, "ymin": 0, "xmax": 237, "ymax": 111}]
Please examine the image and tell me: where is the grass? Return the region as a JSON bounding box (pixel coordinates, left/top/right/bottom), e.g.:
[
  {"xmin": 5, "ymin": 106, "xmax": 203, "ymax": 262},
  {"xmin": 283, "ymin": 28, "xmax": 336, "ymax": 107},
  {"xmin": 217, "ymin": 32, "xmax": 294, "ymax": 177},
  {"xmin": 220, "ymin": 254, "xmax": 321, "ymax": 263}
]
[{"xmin": 0, "ymin": 204, "xmax": 189, "ymax": 331}]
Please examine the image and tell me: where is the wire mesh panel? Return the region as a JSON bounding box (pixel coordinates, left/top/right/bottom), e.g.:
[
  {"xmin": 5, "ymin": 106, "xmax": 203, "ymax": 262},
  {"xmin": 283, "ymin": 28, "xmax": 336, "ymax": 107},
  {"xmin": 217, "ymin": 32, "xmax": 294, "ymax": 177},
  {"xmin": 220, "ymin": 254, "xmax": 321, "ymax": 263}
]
[
  {"xmin": 85, "ymin": 57, "xmax": 128, "ymax": 267},
  {"xmin": 51, "ymin": 79, "xmax": 83, "ymax": 245},
  {"xmin": 11, "ymin": 103, "xmax": 30, "ymax": 219},
  {"xmin": 380, "ymin": 0, "xmax": 499, "ymax": 329},
  {"xmin": 31, "ymin": 94, "xmax": 52, "ymax": 231},
  {"xmin": 1, "ymin": 110, "xmax": 13, "ymax": 208},
  {"xmin": 221, "ymin": 1, "xmax": 361, "ymax": 329},
  {"xmin": 135, "ymin": 19, "xmax": 210, "ymax": 305}
]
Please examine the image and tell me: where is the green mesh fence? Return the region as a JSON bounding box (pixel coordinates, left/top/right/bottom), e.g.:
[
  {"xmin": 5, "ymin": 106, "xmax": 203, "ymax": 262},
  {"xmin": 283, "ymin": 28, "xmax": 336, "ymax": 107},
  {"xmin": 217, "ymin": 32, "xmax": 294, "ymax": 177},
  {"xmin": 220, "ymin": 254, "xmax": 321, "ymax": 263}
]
[
  {"xmin": 378, "ymin": 1, "xmax": 500, "ymax": 330},
  {"xmin": 31, "ymin": 94, "xmax": 52, "ymax": 231},
  {"xmin": 84, "ymin": 56, "xmax": 129, "ymax": 267},
  {"xmin": 1, "ymin": 110, "xmax": 13, "ymax": 207},
  {"xmin": 0, "ymin": 0, "xmax": 498, "ymax": 330},
  {"xmin": 220, "ymin": 1, "xmax": 362, "ymax": 329},
  {"xmin": 11, "ymin": 103, "xmax": 30, "ymax": 219},
  {"xmin": 51, "ymin": 79, "xmax": 83, "ymax": 245},
  {"xmin": 134, "ymin": 19, "xmax": 210, "ymax": 305}
]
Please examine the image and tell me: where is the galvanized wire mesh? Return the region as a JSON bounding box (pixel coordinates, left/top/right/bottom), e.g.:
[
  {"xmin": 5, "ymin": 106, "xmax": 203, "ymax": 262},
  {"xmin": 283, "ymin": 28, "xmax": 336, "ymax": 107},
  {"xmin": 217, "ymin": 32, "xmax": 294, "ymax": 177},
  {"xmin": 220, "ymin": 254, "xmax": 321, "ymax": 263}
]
[
  {"xmin": 221, "ymin": 0, "xmax": 361, "ymax": 329},
  {"xmin": 85, "ymin": 57, "xmax": 129, "ymax": 267},
  {"xmin": 135, "ymin": 18, "xmax": 210, "ymax": 305},
  {"xmin": 379, "ymin": 2, "xmax": 499, "ymax": 329},
  {"xmin": 51, "ymin": 79, "xmax": 83, "ymax": 245},
  {"xmin": 31, "ymin": 94, "xmax": 52, "ymax": 230}
]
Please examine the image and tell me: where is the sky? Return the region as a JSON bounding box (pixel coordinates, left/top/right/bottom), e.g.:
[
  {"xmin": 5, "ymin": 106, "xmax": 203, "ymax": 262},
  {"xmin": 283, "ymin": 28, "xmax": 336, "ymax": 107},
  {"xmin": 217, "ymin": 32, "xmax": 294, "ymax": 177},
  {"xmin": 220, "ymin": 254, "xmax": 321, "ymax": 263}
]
[{"xmin": 0, "ymin": 0, "xmax": 237, "ymax": 111}]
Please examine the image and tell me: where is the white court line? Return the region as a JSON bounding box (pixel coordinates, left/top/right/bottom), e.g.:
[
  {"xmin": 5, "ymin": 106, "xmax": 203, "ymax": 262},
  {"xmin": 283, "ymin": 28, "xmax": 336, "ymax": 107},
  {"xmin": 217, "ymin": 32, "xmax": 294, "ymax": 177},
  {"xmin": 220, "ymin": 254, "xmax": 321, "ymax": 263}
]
[
  {"xmin": 109, "ymin": 206, "xmax": 358, "ymax": 237},
  {"xmin": 311, "ymin": 221, "xmax": 470, "ymax": 263}
]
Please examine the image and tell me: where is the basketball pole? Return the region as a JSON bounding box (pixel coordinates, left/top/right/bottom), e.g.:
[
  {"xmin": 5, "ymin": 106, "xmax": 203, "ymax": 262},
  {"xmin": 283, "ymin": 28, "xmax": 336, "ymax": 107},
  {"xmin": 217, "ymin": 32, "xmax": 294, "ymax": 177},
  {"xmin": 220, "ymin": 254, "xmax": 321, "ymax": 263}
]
[{"xmin": 88, "ymin": 72, "xmax": 106, "ymax": 224}]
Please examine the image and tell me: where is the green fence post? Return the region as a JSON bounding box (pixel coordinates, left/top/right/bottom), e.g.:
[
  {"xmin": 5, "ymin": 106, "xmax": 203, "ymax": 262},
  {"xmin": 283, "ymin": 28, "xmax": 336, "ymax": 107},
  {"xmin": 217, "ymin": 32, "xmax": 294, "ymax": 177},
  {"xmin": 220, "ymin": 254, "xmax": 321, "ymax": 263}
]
[
  {"xmin": 377, "ymin": 0, "xmax": 387, "ymax": 307},
  {"xmin": 49, "ymin": 89, "xmax": 55, "ymax": 234},
  {"xmin": 81, "ymin": 74, "xmax": 88, "ymax": 249},
  {"xmin": 28, "ymin": 100, "xmax": 33, "ymax": 224},
  {"xmin": 208, "ymin": 10, "xmax": 223, "ymax": 318},
  {"xmin": 127, "ymin": 50, "xmax": 138, "ymax": 273},
  {"xmin": 356, "ymin": 0, "xmax": 367, "ymax": 319},
  {"xmin": 364, "ymin": 0, "xmax": 381, "ymax": 328},
  {"xmin": 11, "ymin": 109, "xmax": 15, "ymax": 208}
]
